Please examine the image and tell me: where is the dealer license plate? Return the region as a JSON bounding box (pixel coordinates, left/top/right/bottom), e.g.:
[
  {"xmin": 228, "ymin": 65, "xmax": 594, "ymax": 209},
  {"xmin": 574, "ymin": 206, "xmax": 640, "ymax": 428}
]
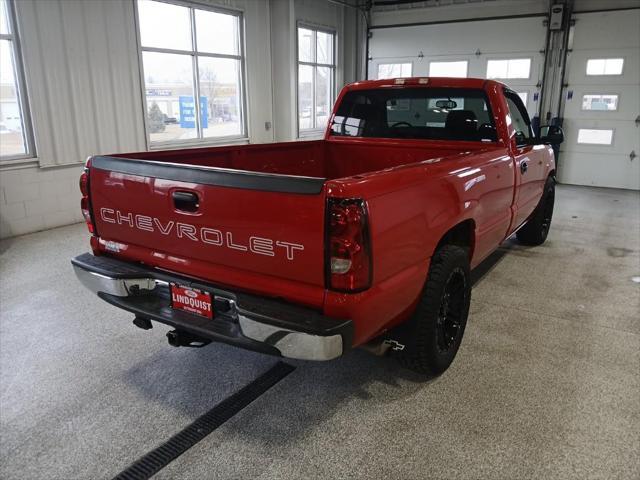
[{"xmin": 170, "ymin": 284, "xmax": 213, "ymax": 319}]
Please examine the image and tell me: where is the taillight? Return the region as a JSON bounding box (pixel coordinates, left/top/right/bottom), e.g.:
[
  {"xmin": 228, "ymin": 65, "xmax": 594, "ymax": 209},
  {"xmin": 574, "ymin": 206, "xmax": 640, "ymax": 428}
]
[
  {"xmin": 326, "ymin": 198, "xmax": 372, "ymax": 292},
  {"xmin": 79, "ymin": 171, "xmax": 89, "ymax": 197},
  {"xmin": 79, "ymin": 158, "xmax": 96, "ymax": 235}
]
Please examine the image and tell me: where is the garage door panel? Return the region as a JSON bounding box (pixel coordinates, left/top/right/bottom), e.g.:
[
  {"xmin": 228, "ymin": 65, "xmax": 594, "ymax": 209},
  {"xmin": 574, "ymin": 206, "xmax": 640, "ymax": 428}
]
[
  {"xmin": 571, "ymin": 10, "xmax": 640, "ymax": 50},
  {"xmin": 560, "ymin": 9, "xmax": 640, "ymax": 190},
  {"xmin": 563, "ymin": 120, "xmax": 639, "ymax": 154},
  {"xmin": 369, "ymin": 18, "xmax": 546, "ymax": 60},
  {"xmin": 566, "ymin": 49, "xmax": 640, "ymax": 86},
  {"xmin": 559, "ymin": 151, "xmax": 640, "ymax": 189}
]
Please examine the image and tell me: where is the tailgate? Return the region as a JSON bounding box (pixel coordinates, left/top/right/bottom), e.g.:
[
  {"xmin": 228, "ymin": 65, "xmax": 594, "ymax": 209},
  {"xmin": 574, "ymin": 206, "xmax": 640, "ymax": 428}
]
[{"xmin": 89, "ymin": 156, "xmax": 327, "ymax": 299}]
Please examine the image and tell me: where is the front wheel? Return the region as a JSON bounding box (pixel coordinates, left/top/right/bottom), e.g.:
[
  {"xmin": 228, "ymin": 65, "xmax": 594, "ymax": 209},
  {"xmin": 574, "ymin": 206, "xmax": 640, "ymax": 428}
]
[
  {"xmin": 394, "ymin": 245, "xmax": 471, "ymax": 376},
  {"xmin": 516, "ymin": 176, "xmax": 555, "ymax": 246}
]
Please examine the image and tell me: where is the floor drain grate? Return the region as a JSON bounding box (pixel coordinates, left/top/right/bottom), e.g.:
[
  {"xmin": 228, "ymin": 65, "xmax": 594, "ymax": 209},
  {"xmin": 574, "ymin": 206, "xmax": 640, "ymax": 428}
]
[{"xmin": 112, "ymin": 361, "xmax": 295, "ymax": 480}]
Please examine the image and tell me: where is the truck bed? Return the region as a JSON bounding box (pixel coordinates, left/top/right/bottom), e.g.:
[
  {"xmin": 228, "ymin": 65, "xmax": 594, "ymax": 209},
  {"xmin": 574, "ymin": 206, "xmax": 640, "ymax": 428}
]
[{"xmin": 112, "ymin": 139, "xmax": 488, "ymax": 181}]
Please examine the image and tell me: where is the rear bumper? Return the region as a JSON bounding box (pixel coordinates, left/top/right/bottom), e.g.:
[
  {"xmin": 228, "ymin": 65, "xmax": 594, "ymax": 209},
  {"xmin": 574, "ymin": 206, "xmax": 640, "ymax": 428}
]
[{"xmin": 71, "ymin": 253, "xmax": 352, "ymax": 360}]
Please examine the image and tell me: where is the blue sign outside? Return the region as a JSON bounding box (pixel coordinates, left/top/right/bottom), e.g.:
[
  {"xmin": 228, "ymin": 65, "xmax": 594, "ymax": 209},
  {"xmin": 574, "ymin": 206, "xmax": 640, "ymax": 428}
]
[{"xmin": 179, "ymin": 96, "xmax": 208, "ymax": 129}]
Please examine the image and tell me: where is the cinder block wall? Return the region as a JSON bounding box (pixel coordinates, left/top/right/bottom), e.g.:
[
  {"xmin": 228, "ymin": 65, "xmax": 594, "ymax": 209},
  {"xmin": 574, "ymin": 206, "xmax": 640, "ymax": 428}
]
[{"xmin": 0, "ymin": 165, "xmax": 84, "ymax": 237}]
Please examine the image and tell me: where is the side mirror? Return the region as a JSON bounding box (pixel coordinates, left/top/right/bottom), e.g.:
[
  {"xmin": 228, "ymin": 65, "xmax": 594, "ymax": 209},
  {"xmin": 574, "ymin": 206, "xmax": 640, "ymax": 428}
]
[{"xmin": 539, "ymin": 125, "xmax": 564, "ymax": 144}]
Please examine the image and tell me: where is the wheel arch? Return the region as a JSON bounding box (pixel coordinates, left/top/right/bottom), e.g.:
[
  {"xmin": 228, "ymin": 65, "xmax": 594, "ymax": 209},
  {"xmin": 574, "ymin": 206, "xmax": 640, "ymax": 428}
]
[{"xmin": 434, "ymin": 219, "xmax": 476, "ymax": 260}]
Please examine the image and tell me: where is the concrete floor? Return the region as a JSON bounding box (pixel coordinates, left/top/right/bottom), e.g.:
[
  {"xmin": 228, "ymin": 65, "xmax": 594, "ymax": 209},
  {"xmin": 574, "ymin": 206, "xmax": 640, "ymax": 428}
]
[{"xmin": 1, "ymin": 184, "xmax": 639, "ymax": 480}]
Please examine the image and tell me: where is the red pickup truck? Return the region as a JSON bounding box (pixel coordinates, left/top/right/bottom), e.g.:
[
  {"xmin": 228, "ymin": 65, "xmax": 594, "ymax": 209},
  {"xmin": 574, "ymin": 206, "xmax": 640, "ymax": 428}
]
[{"xmin": 72, "ymin": 77, "xmax": 562, "ymax": 375}]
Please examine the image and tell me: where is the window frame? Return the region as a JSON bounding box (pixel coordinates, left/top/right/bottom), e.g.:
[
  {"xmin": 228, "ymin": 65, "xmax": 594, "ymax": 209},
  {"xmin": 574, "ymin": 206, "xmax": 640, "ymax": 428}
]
[
  {"xmin": 585, "ymin": 57, "xmax": 625, "ymax": 76},
  {"xmin": 503, "ymin": 88, "xmax": 534, "ymax": 147},
  {"xmin": 376, "ymin": 62, "xmax": 413, "ymax": 80},
  {"xmin": 486, "ymin": 57, "xmax": 533, "ymax": 80},
  {"xmin": 0, "ymin": 0, "xmax": 36, "ymax": 163},
  {"xmin": 580, "ymin": 93, "xmax": 620, "ymax": 112},
  {"xmin": 134, "ymin": 0, "xmax": 248, "ymax": 150},
  {"xmin": 296, "ymin": 22, "xmax": 337, "ymax": 138},
  {"xmin": 576, "ymin": 128, "xmax": 615, "ymax": 146}
]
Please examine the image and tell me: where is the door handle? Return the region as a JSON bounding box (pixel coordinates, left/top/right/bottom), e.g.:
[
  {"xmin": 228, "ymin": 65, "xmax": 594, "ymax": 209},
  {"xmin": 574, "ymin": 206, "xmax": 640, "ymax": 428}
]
[
  {"xmin": 520, "ymin": 161, "xmax": 528, "ymax": 174},
  {"xmin": 172, "ymin": 191, "xmax": 199, "ymax": 212},
  {"xmin": 631, "ymin": 150, "xmax": 637, "ymax": 162}
]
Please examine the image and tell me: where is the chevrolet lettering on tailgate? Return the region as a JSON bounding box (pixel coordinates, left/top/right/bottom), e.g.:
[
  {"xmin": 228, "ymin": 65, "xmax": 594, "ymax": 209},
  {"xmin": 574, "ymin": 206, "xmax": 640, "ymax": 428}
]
[{"xmin": 99, "ymin": 208, "xmax": 305, "ymax": 260}]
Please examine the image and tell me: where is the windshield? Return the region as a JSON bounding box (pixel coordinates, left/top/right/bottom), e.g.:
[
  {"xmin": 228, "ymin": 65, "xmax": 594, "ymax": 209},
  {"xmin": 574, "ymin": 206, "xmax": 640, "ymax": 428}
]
[{"xmin": 330, "ymin": 87, "xmax": 497, "ymax": 142}]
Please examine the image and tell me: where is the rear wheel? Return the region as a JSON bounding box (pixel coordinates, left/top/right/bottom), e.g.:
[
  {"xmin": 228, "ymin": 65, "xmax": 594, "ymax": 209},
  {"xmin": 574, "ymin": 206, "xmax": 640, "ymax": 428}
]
[
  {"xmin": 394, "ymin": 245, "xmax": 471, "ymax": 376},
  {"xmin": 516, "ymin": 176, "xmax": 555, "ymax": 246}
]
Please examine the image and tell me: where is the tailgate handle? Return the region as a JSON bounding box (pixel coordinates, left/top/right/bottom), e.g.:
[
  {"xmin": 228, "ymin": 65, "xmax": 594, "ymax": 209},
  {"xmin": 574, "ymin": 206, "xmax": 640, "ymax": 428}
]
[{"xmin": 172, "ymin": 191, "xmax": 199, "ymax": 212}]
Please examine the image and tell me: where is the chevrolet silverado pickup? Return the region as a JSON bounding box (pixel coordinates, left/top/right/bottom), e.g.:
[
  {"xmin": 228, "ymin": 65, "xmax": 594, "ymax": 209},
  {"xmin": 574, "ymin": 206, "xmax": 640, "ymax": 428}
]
[{"xmin": 72, "ymin": 77, "xmax": 563, "ymax": 375}]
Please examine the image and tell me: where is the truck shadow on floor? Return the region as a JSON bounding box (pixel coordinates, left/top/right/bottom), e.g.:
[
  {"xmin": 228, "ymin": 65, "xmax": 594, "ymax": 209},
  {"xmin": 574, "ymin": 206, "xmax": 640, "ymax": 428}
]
[
  {"xmin": 121, "ymin": 239, "xmax": 519, "ymax": 449},
  {"xmin": 123, "ymin": 343, "xmax": 431, "ymax": 444}
]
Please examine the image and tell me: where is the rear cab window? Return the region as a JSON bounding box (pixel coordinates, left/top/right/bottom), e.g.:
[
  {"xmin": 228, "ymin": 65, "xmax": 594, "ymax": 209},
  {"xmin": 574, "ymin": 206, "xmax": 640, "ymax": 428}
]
[{"xmin": 330, "ymin": 87, "xmax": 497, "ymax": 142}]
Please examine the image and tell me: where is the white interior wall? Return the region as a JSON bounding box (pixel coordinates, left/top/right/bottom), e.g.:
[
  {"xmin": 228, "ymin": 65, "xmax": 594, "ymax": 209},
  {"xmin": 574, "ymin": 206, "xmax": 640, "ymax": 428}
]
[
  {"xmin": 0, "ymin": 0, "xmax": 358, "ymax": 239},
  {"xmin": 270, "ymin": 0, "xmax": 357, "ymax": 142}
]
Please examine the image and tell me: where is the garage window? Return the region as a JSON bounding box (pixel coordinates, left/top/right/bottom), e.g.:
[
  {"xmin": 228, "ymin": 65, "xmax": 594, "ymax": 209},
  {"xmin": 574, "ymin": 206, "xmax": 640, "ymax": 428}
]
[
  {"xmin": 297, "ymin": 25, "xmax": 336, "ymax": 135},
  {"xmin": 377, "ymin": 63, "xmax": 412, "ymax": 79},
  {"xmin": 582, "ymin": 94, "xmax": 619, "ymax": 111},
  {"xmin": 0, "ymin": 0, "xmax": 35, "ymax": 161},
  {"xmin": 136, "ymin": 0, "xmax": 245, "ymax": 147},
  {"xmin": 429, "ymin": 61, "xmax": 468, "ymax": 78},
  {"xmin": 486, "ymin": 59, "xmax": 531, "ymax": 79},
  {"xmin": 577, "ymin": 128, "xmax": 613, "ymax": 145},
  {"xmin": 586, "ymin": 58, "xmax": 624, "ymax": 76}
]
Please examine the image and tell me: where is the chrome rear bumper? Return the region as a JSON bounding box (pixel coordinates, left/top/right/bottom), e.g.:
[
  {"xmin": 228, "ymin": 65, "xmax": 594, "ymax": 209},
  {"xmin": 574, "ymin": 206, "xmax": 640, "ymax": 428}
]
[{"xmin": 72, "ymin": 253, "xmax": 351, "ymax": 361}]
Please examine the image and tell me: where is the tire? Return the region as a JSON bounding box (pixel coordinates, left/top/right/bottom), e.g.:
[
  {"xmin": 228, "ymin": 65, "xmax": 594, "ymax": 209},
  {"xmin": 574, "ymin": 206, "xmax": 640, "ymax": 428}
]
[
  {"xmin": 516, "ymin": 176, "xmax": 555, "ymax": 246},
  {"xmin": 394, "ymin": 245, "xmax": 471, "ymax": 376}
]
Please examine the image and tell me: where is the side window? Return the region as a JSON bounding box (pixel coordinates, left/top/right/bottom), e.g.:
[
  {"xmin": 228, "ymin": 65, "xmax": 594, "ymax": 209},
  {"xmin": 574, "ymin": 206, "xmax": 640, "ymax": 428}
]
[{"xmin": 504, "ymin": 91, "xmax": 532, "ymax": 145}]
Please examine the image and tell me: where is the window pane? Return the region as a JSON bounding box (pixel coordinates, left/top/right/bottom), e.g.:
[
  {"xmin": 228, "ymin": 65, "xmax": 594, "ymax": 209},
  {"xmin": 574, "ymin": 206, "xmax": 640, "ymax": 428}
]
[
  {"xmin": 582, "ymin": 94, "xmax": 619, "ymax": 111},
  {"xmin": 195, "ymin": 9, "xmax": 239, "ymax": 55},
  {"xmin": 377, "ymin": 63, "xmax": 412, "ymax": 79},
  {"xmin": 0, "ymin": 39, "xmax": 27, "ymax": 157},
  {"xmin": 298, "ymin": 64, "xmax": 313, "ymax": 129},
  {"xmin": 586, "ymin": 58, "xmax": 624, "ymax": 76},
  {"xmin": 429, "ymin": 61, "xmax": 467, "ymax": 78},
  {"xmin": 316, "ymin": 31, "xmax": 333, "ymax": 64},
  {"xmin": 507, "ymin": 59, "xmax": 531, "ymax": 78},
  {"xmin": 138, "ymin": 0, "xmax": 191, "ymax": 51},
  {"xmin": 486, "ymin": 60, "xmax": 508, "ymax": 79},
  {"xmin": 315, "ymin": 66, "xmax": 331, "ymax": 129},
  {"xmin": 487, "ymin": 59, "xmax": 531, "ymax": 79},
  {"xmin": 577, "ymin": 128, "xmax": 613, "ymax": 145},
  {"xmin": 505, "ymin": 96, "xmax": 531, "ymax": 141},
  {"xmin": 142, "ymin": 52, "xmax": 196, "ymax": 143},
  {"xmin": 298, "ymin": 28, "xmax": 313, "ymax": 63},
  {"xmin": 330, "ymin": 87, "xmax": 495, "ymax": 141},
  {"xmin": 0, "ymin": 0, "xmax": 9, "ymax": 35},
  {"xmin": 198, "ymin": 56, "xmax": 242, "ymax": 138}
]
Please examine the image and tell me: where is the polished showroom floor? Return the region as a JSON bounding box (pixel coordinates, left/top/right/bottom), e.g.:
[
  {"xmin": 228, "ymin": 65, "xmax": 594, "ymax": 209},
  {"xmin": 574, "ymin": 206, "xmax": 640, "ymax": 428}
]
[{"xmin": 1, "ymin": 185, "xmax": 638, "ymax": 479}]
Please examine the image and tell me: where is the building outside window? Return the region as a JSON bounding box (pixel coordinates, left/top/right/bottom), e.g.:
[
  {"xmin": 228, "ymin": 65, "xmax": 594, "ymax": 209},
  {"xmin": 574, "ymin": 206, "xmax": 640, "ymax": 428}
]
[
  {"xmin": 136, "ymin": 0, "xmax": 246, "ymax": 146},
  {"xmin": 0, "ymin": 0, "xmax": 34, "ymax": 160},
  {"xmin": 297, "ymin": 25, "xmax": 335, "ymax": 135}
]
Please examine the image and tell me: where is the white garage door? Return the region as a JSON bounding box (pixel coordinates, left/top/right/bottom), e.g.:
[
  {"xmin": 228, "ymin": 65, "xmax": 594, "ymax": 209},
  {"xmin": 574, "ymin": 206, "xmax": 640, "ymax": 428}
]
[
  {"xmin": 558, "ymin": 9, "xmax": 640, "ymax": 190},
  {"xmin": 368, "ymin": 17, "xmax": 547, "ymax": 117}
]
